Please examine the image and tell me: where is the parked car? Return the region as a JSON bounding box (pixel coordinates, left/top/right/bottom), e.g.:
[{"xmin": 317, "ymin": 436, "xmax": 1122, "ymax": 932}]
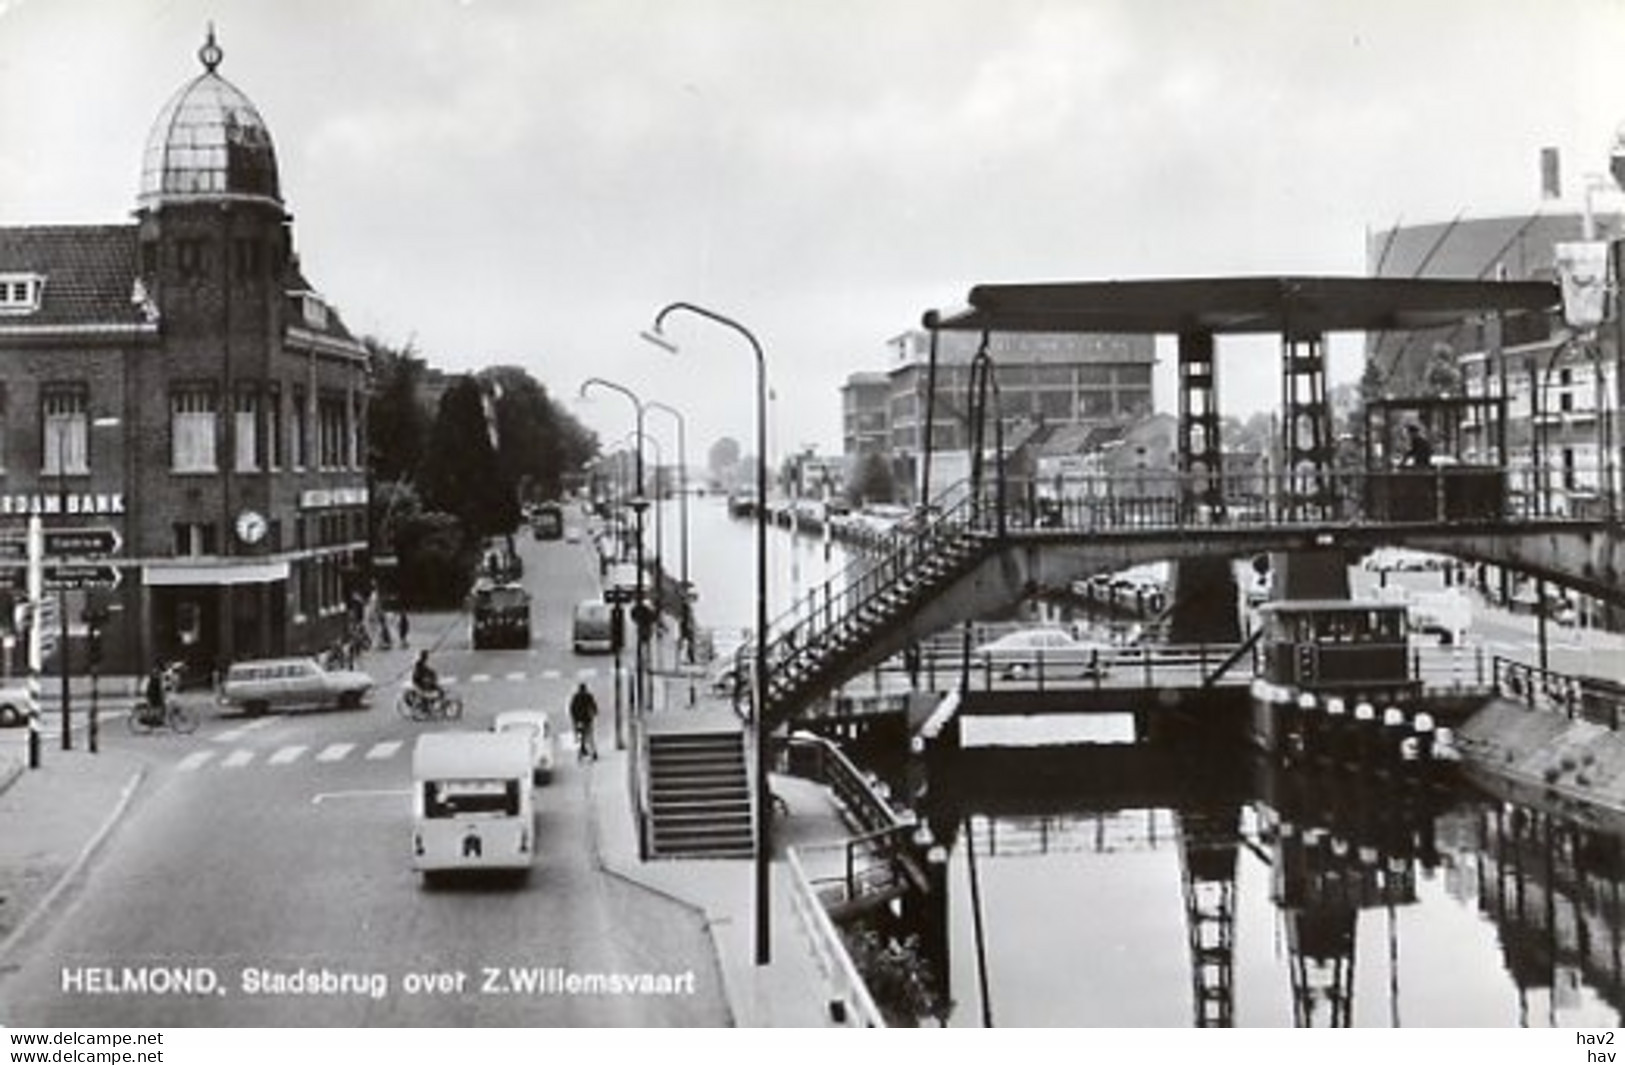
[
  {"xmin": 218, "ymin": 657, "xmax": 375, "ymax": 716},
  {"xmin": 0, "ymin": 683, "xmax": 28, "ymax": 728},
  {"xmin": 492, "ymin": 709, "xmax": 559, "ymax": 785},
  {"xmin": 971, "ymin": 628, "xmax": 1113, "ymax": 680}
]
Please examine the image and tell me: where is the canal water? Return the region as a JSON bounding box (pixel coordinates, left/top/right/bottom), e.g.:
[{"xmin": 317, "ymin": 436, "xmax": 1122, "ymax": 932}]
[{"xmin": 680, "ymin": 497, "xmax": 1625, "ymax": 1028}]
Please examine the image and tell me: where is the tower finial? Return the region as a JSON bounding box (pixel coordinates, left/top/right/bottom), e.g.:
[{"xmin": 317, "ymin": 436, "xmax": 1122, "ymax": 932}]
[{"xmin": 199, "ymin": 22, "xmax": 223, "ymax": 73}]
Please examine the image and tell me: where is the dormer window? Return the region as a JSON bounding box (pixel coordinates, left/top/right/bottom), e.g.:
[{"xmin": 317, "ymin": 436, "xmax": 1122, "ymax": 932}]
[
  {"xmin": 0, "ymin": 273, "xmax": 44, "ymax": 315},
  {"xmin": 301, "ymin": 293, "xmax": 328, "ymax": 329}
]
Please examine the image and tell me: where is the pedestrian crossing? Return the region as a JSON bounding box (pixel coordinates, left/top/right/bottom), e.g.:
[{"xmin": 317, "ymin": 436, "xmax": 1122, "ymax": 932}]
[{"xmin": 176, "ymin": 737, "xmax": 425, "ymax": 774}]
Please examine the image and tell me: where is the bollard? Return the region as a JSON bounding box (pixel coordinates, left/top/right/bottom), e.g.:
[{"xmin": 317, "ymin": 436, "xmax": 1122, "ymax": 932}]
[
  {"xmin": 1353, "ymin": 702, "xmax": 1378, "ymax": 769},
  {"xmin": 1411, "ymin": 711, "xmax": 1436, "ymax": 763},
  {"xmin": 1382, "ymin": 706, "xmax": 1408, "ymax": 765}
]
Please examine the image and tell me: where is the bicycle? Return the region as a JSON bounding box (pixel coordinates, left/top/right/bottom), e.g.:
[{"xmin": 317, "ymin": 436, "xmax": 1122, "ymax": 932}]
[
  {"xmin": 128, "ymin": 698, "xmax": 199, "ymax": 735},
  {"xmin": 396, "ymin": 686, "xmax": 464, "ymax": 722}
]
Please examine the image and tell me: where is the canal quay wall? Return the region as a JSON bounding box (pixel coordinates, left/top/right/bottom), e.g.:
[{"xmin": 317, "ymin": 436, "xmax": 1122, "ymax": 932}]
[{"xmin": 1456, "ymin": 699, "xmax": 1625, "ymax": 820}]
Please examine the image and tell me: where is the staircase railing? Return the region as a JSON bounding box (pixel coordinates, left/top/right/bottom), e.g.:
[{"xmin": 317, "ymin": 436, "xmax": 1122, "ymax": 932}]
[{"xmin": 748, "ymin": 483, "xmax": 997, "ymax": 723}]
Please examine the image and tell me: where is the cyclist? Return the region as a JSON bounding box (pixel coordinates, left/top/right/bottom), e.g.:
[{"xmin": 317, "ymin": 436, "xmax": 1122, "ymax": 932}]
[
  {"xmin": 142, "ymin": 660, "xmax": 168, "ymax": 726},
  {"xmin": 569, "ymin": 683, "xmax": 599, "ymax": 762},
  {"xmin": 411, "ymin": 650, "xmax": 442, "ymax": 712}
]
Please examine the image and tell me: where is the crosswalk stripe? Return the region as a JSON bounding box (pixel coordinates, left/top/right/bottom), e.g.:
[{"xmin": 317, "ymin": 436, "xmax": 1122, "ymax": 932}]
[
  {"xmin": 177, "ymin": 750, "xmax": 214, "ymax": 772},
  {"xmin": 505, "ymin": 671, "xmax": 527, "ymax": 682},
  {"xmin": 269, "ymin": 745, "xmax": 306, "ymax": 765},
  {"xmin": 316, "ymin": 743, "xmax": 354, "ymax": 762},
  {"xmin": 574, "ymin": 667, "xmax": 598, "ymax": 679},
  {"xmin": 469, "ymin": 673, "xmax": 492, "ymax": 683},
  {"xmin": 366, "ymin": 741, "xmax": 402, "ymax": 760},
  {"xmin": 541, "ymin": 669, "xmax": 561, "ymax": 680},
  {"xmin": 222, "ymin": 749, "xmax": 254, "ymax": 768},
  {"xmin": 213, "ymin": 716, "xmax": 278, "ymax": 744}
]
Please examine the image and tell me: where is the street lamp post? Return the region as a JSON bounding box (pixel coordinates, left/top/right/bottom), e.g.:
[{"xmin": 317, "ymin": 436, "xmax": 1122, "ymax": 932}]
[
  {"xmin": 619, "ymin": 428, "xmax": 665, "ymax": 692},
  {"xmin": 646, "ymin": 401, "xmax": 691, "ymax": 663},
  {"xmin": 644, "ymin": 301, "xmax": 771, "ymax": 967},
  {"xmin": 581, "ymin": 378, "xmax": 648, "ymax": 714}
]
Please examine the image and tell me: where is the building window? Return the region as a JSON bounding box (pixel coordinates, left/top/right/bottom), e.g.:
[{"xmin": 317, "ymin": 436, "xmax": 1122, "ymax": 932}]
[
  {"xmin": 41, "ymin": 385, "xmax": 89, "ymax": 476},
  {"xmin": 170, "ymin": 385, "xmax": 218, "ymax": 473},
  {"xmin": 318, "ymin": 392, "xmax": 346, "ymax": 469},
  {"xmin": 233, "ymin": 238, "xmax": 262, "ymax": 283},
  {"xmin": 173, "ymin": 522, "xmax": 218, "ymax": 557},
  {"xmin": 0, "ymin": 273, "xmax": 45, "ymax": 315},
  {"xmin": 235, "ymin": 388, "xmax": 261, "ymax": 472}
]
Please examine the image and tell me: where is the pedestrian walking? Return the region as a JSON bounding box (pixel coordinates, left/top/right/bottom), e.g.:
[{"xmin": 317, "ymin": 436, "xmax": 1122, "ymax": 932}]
[
  {"xmin": 569, "ymin": 682, "xmax": 599, "ymax": 762},
  {"xmin": 397, "ymin": 610, "xmax": 410, "ymax": 649}
]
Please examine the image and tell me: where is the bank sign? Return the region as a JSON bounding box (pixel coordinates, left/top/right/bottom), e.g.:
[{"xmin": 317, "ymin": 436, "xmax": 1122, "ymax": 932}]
[{"xmin": 0, "ymin": 493, "xmax": 127, "ymax": 517}]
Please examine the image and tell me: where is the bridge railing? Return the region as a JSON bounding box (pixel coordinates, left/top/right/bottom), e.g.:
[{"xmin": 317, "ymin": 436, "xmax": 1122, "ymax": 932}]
[{"xmin": 1493, "ymin": 655, "xmax": 1625, "ymax": 729}]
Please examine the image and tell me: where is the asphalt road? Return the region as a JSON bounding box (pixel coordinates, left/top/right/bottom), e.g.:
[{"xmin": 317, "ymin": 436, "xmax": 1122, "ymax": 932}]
[{"xmin": 1, "ymin": 524, "xmax": 732, "ymax": 1026}]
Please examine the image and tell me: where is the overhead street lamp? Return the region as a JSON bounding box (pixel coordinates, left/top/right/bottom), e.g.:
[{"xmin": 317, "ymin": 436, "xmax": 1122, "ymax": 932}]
[
  {"xmin": 645, "ymin": 400, "xmax": 692, "ymax": 663},
  {"xmin": 580, "ymin": 377, "xmax": 649, "ymax": 715},
  {"xmin": 643, "ymin": 301, "xmax": 771, "ymax": 967}
]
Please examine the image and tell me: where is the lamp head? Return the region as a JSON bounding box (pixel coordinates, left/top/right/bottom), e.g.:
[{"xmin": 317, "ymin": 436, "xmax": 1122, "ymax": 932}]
[{"xmin": 640, "ymin": 328, "xmax": 678, "ymax": 354}]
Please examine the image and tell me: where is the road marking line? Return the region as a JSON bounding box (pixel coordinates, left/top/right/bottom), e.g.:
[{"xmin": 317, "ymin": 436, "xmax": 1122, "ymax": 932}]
[
  {"xmin": 311, "ymin": 788, "xmax": 412, "ymax": 805},
  {"xmin": 575, "ymin": 668, "xmax": 598, "ymax": 679},
  {"xmin": 213, "ymin": 716, "xmax": 279, "ymax": 743},
  {"xmin": 316, "ymin": 743, "xmax": 354, "ymax": 762},
  {"xmin": 269, "ymin": 745, "xmax": 306, "ymax": 765},
  {"xmin": 504, "ymin": 671, "xmax": 526, "ymax": 682},
  {"xmin": 469, "ymin": 673, "xmax": 492, "ymax": 683},
  {"xmin": 177, "ymin": 750, "xmax": 214, "ymax": 772},
  {"xmin": 222, "ymin": 749, "xmax": 254, "ymax": 768},
  {"xmin": 541, "ymin": 669, "xmax": 562, "ymax": 680},
  {"xmin": 366, "ymin": 740, "xmax": 402, "ymax": 760}
]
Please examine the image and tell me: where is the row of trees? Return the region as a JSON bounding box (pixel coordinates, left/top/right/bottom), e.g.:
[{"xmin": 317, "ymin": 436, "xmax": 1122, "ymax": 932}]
[{"xmin": 367, "ymin": 339, "xmax": 598, "ymax": 606}]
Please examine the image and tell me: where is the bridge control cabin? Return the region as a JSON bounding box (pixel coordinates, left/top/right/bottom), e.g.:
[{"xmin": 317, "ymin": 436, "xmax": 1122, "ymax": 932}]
[
  {"xmin": 1362, "ymin": 395, "xmax": 1509, "ymax": 523},
  {"xmin": 1256, "ymin": 600, "xmax": 1417, "ymax": 700}
]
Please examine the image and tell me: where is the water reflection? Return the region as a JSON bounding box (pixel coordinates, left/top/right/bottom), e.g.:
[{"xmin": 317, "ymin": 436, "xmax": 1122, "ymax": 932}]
[{"xmin": 912, "ymin": 743, "xmax": 1625, "ymax": 1027}]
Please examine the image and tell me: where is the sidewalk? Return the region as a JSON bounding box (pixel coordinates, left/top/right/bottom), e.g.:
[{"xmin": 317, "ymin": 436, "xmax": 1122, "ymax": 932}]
[
  {"xmin": 0, "ymin": 738, "xmax": 146, "ymax": 957},
  {"xmin": 586, "ymin": 676, "xmax": 862, "ymax": 1027}
]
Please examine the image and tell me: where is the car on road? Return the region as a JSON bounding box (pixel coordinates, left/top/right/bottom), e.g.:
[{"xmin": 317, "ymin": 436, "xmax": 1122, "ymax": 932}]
[
  {"xmin": 471, "ymin": 581, "xmax": 533, "ymax": 650},
  {"xmin": 971, "ymin": 628, "xmax": 1114, "ymax": 680},
  {"xmin": 0, "ymin": 683, "xmax": 29, "ymax": 727},
  {"xmin": 492, "ymin": 710, "xmax": 559, "ymax": 785},
  {"xmin": 218, "ymin": 656, "xmax": 375, "ymax": 716}
]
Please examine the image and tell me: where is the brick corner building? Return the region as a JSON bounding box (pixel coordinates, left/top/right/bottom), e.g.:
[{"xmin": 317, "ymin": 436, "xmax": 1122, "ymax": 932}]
[{"xmin": 0, "ymin": 29, "xmax": 369, "ymax": 680}]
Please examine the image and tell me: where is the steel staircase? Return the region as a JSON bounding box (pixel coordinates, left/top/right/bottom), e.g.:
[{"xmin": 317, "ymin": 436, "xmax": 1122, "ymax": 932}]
[{"xmin": 753, "ymin": 487, "xmax": 999, "ymax": 730}]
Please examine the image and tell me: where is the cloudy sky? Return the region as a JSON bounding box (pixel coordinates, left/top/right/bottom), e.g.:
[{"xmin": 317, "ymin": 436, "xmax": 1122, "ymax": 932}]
[{"xmin": 3, "ymin": 0, "xmax": 1623, "ymax": 460}]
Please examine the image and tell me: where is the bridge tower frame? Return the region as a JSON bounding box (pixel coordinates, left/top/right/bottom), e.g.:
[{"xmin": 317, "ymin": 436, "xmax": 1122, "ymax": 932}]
[
  {"xmin": 1279, "ymin": 330, "xmax": 1339, "ymax": 521},
  {"xmin": 1177, "ymin": 330, "xmax": 1226, "ymax": 519}
]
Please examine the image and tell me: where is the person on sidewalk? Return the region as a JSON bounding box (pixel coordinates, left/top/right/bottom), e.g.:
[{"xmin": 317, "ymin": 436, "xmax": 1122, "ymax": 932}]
[
  {"xmin": 397, "ymin": 610, "xmax": 410, "ymax": 649},
  {"xmin": 569, "ymin": 683, "xmax": 599, "ymax": 762}
]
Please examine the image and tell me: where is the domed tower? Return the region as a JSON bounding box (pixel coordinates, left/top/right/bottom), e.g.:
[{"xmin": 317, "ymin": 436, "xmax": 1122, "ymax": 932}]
[{"xmin": 134, "ymin": 25, "xmax": 291, "ymax": 347}]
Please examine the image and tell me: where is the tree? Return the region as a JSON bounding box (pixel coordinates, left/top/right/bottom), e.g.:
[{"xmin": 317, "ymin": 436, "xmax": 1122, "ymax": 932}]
[
  {"xmin": 708, "ymin": 436, "xmax": 741, "ymax": 484},
  {"xmin": 479, "ymin": 365, "xmax": 597, "ymax": 503},
  {"xmin": 846, "ymin": 451, "xmax": 896, "ymax": 507},
  {"xmin": 365, "ymin": 336, "xmax": 432, "ymax": 486},
  {"xmin": 417, "ymin": 375, "xmax": 519, "ymax": 540}
]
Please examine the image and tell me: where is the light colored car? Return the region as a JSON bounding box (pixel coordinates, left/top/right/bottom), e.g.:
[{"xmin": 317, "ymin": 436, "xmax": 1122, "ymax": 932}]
[
  {"xmin": 492, "ymin": 710, "xmax": 559, "ymax": 785},
  {"xmin": 0, "ymin": 683, "xmax": 29, "ymax": 728},
  {"xmin": 218, "ymin": 656, "xmax": 374, "ymax": 716},
  {"xmin": 972, "ymin": 628, "xmax": 1113, "ymax": 680}
]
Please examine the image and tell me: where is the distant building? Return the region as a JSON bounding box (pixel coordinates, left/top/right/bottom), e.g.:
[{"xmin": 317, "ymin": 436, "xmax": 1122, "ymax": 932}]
[
  {"xmin": 1367, "ymin": 212, "xmax": 1620, "ymax": 512},
  {"xmin": 840, "ymin": 327, "xmax": 1156, "ymax": 502},
  {"xmin": 0, "ymin": 31, "xmax": 369, "ymax": 677}
]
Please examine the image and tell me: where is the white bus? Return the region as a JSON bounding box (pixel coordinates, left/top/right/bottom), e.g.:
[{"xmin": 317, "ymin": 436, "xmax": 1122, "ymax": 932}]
[{"xmin": 412, "ymin": 732, "xmax": 535, "ymax": 883}]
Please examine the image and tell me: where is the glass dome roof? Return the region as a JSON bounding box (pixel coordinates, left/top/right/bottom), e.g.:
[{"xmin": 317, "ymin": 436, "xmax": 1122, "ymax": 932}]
[{"xmin": 137, "ymin": 30, "xmax": 280, "ymax": 209}]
